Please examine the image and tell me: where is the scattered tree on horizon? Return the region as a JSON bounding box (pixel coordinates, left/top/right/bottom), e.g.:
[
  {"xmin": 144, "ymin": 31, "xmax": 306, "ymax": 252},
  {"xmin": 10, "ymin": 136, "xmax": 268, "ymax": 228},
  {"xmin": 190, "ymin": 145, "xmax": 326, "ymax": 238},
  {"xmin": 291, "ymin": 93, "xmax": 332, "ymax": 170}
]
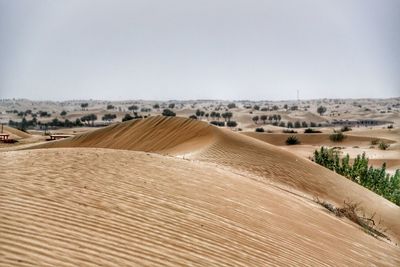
[
  {"xmin": 227, "ymin": 120, "xmax": 237, "ymax": 128},
  {"xmin": 102, "ymin": 113, "xmax": 117, "ymax": 123},
  {"xmin": 222, "ymin": 112, "xmax": 233, "ymax": 122},
  {"xmin": 260, "ymin": 115, "xmax": 267, "ymax": 124},
  {"xmin": 162, "ymin": 109, "xmax": 176, "ymax": 117},
  {"xmin": 252, "ymin": 115, "xmax": 259, "ymax": 124},
  {"xmin": 317, "ymin": 105, "xmax": 327, "ymax": 116},
  {"xmin": 81, "ymin": 114, "xmax": 97, "ymax": 126},
  {"xmin": 81, "ymin": 103, "xmax": 88, "ymax": 110},
  {"xmin": 128, "ymin": 105, "xmax": 139, "ymax": 113},
  {"xmin": 227, "ymin": 103, "xmax": 236, "ymax": 109},
  {"xmin": 122, "ymin": 114, "xmax": 134, "ymax": 122}
]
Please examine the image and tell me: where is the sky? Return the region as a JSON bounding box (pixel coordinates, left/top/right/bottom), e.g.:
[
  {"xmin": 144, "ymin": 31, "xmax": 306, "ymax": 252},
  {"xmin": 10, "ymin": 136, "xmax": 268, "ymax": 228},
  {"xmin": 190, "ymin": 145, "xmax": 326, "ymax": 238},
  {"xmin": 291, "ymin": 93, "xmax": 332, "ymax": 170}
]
[{"xmin": 0, "ymin": 0, "xmax": 399, "ymax": 101}]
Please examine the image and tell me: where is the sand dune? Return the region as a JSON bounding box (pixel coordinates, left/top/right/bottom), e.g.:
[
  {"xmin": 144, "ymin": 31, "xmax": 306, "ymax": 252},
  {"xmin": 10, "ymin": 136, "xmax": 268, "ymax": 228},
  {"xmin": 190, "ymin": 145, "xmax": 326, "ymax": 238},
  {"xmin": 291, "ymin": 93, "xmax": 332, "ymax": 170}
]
[
  {"xmin": 35, "ymin": 116, "xmax": 400, "ymax": 243},
  {"xmin": 36, "ymin": 116, "xmax": 217, "ymax": 155},
  {"xmin": 1, "ymin": 148, "xmax": 399, "ymax": 266}
]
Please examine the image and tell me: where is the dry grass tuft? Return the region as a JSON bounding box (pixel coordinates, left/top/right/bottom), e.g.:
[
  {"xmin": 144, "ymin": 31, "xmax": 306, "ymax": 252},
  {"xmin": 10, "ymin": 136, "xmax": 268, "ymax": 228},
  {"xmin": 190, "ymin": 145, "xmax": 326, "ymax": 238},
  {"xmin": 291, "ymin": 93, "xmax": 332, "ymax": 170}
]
[{"xmin": 314, "ymin": 197, "xmax": 390, "ymax": 241}]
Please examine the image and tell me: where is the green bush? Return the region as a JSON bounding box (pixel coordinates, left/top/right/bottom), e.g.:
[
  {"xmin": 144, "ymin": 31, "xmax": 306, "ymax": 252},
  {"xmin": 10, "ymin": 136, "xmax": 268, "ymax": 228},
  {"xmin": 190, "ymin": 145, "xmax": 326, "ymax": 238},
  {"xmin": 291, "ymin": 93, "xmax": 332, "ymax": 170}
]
[
  {"xmin": 313, "ymin": 147, "xmax": 400, "ymax": 206},
  {"xmin": 371, "ymin": 139, "xmax": 379, "ymax": 145},
  {"xmin": 210, "ymin": 121, "xmax": 225, "ymax": 127},
  {"xmin": 227, "ymin": 121, "xmax": 238, "ymax": 128},
  {"xmin": 286, "ymin": 135, "xmax": 300, "ymax": 145},
  {"xmin": 329, "ymin": 132, "xmax": 345, "ymax": 142},
  {"xmin": 162, "ymin": 109, "xmax": 176, "ymax": 116},
  {"xmin": 340, "ymin": 126, "xmax": 352, "ymax": 132},
  {"xmin": 304, "ymin": 128, "xmax": 321, "ymax": 133},
  {"xmin": 283, "ymin": 129, "xmax": 297, "ymax": 133},
  {"xmin": 378, "ymin": 141, "xmax": 389, "ymax": 150}
]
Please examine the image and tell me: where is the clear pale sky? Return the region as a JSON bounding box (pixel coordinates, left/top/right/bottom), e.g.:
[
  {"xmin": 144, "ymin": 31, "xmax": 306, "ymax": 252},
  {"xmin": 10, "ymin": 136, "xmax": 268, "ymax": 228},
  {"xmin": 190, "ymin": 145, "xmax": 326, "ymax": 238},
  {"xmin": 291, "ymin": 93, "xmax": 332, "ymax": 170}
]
[{"xmin": 0, "ymin": 0, "xmax": 399, "ymax": 101}]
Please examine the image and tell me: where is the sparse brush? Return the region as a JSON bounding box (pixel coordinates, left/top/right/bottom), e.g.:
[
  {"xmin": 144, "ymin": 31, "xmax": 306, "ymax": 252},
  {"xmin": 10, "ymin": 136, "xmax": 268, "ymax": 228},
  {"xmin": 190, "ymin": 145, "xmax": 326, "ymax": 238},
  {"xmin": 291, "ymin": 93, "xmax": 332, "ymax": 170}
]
[
  {"xmin": 314, "ymin": 198, "xmax": 390, "ymax": 241},
  {"xmin": 304, "ymin": 128, "xmax": 321, "ymax": 133},
  {"xmin": 329, "ymin": 132, "xmax": 345, "ymax": 142},
  {"xmin": 286, "ymin": 135, "xmax": 300, "ymax": 145},
  {"xmin": 371, "ymin": 139, "xmax": 379, "ymax": 145},
  {"xmin": 340, "ymin": 126, "xmax": 352, "ymax": 132},
  {"xmin": 283, "ymin": 129, "xmax": 297, "ymax": 133},
  {"xmin": 378, "ymin": 141, "xmax": 389, "ymax": 150}
]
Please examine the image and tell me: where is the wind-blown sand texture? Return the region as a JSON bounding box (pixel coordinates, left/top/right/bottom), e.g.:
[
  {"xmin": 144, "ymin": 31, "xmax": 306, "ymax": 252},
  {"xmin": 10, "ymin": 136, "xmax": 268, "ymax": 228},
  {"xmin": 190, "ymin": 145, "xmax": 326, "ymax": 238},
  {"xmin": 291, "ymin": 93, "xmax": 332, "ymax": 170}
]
[
  {"xmin": 2, "ymin": 116, "xmax": 400, "ymax": 266},
  {"xmin": 1, "ymin": 148, "xmax": 400, "ymax": 266}
]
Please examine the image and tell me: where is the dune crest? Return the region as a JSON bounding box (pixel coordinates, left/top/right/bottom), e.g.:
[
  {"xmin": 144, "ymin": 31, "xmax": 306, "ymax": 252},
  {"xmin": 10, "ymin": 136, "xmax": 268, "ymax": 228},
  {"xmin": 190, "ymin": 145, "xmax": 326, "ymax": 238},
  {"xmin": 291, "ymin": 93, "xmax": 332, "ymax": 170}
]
[{"xmin": 35, "ymin": 116, "xmax": 400, "ymax": 242}]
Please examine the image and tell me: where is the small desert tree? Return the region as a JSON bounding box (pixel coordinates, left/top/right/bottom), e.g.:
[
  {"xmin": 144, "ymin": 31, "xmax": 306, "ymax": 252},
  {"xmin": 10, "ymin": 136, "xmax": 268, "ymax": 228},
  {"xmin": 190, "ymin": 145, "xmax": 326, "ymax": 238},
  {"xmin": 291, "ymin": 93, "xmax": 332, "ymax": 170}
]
[
  {"xmin": 227, "ymin": 103, "xmax": 236, "ymax": 109},
  {"xmin": 260, "ymin": 115, "xmax": 267, "ymax": 124},
  {"xmin": 81, "ymin": 103, "xmax": 88, "ymax": 110},
  {"xmin": 317, "ymin": 106, "xmax": 327, "ymax": 115},
  {"xmin": 128, "ymin": 105, "xmax": 139, "ymax": 113},
  {"xmin": 227, "ymin": 121, "xmax": 237, "ymax": 128},
  {"xmin": 222, "ymin": 112, "xmax": 233, "ymax": 122},
  {"xmin": 162, "ymin": 109, "xmax": 176, "ymax": 116},
  {"xmin": 122, "ymin": 114, "xmax": 134, "ymax": 122},
  {"xmin": 102, "ymin": 113, "xmax": 117, "ymax": 123},
  {"xmin": 252, "ymin": 115, "xmax": 259, "ymax": 124}
]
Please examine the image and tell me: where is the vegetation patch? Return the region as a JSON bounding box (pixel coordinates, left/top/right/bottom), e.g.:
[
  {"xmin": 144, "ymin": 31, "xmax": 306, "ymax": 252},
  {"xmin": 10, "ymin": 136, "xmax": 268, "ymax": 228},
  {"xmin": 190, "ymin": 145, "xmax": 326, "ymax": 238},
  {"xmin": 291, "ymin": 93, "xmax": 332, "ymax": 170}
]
[
  {"xmin": 329, "ymin": 132, "xmax": 345, "ymax": 142},
  {"xmin": 313, "ymin": 147, "xmax": 400, "ymax": 206},
  {"xmin": 304, "ymin": 128, "xmax": 322, "ymax": 133},
  {"xmin": 378, "ymin": 141, "xmax": 389, "ymax": 150},
  {"xmin": 210, "ymin": 121, "xmax": 225, "ymax": 127},
  {"xmin": 340, "ymin": 126, "xmax": 352, "ymax": 132},
  {"xmin": 283, "ymin": 129, "xmax": 297, "ymax": 134},
  {"xmin": 286, "ymin": 135, "xmax": 300, "ymax": 145}
]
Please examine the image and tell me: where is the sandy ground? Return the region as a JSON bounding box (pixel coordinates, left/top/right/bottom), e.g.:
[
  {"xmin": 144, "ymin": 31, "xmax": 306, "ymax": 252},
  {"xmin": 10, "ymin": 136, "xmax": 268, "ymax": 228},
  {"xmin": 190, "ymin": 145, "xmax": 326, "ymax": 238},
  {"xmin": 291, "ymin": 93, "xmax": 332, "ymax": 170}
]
[{"xmin": 1, "ymin": 148, "xmax": 399, "ymax": 266}]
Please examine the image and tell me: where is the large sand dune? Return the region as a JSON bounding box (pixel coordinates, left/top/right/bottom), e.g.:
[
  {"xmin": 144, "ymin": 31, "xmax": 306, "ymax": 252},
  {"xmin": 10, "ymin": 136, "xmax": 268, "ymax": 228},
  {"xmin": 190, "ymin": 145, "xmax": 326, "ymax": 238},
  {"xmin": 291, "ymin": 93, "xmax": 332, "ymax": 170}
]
[
  {"xmin": 1, "ymin": 148, "xmax": 399, "ymax": 266},
  {"xmin": 35, "ymin": 116, "xmax": 400, "ymax": 243}
]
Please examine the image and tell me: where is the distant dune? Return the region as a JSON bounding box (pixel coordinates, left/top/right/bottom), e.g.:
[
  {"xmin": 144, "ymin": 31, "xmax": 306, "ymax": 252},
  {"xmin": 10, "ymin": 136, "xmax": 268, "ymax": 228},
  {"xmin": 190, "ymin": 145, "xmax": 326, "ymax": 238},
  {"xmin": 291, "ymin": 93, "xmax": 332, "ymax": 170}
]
[
  {"xmin": 1, "ymin": 148, "xmax": 399, "ymax": 266},
  {"xmin": 3, "ymin": 125, "xmax": 31, "ymax": 139},
  {"xmin": 242, "ymin": 132, "xmax": 396, "ymax": 146}
]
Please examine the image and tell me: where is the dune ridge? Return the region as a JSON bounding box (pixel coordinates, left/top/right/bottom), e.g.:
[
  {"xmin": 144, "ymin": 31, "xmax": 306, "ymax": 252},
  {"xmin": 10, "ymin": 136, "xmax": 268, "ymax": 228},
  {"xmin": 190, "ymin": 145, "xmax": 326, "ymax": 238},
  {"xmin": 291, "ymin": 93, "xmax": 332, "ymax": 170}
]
[{"xmin": 35, "ymin": 116, "xmax": 400, "ymax": 242}]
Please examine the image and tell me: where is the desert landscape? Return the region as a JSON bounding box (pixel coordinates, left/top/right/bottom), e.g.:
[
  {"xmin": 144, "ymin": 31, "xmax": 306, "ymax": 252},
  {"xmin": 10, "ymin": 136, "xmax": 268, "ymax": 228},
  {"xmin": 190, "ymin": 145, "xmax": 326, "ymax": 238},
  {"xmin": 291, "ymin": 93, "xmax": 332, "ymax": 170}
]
[
  {"xmin": 1, "ymin": 0, "xmax": 400, "ymax": 266},
  {"xmin": 1, "ymin": 99, "xmax": 400, "ymax": 266}
]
